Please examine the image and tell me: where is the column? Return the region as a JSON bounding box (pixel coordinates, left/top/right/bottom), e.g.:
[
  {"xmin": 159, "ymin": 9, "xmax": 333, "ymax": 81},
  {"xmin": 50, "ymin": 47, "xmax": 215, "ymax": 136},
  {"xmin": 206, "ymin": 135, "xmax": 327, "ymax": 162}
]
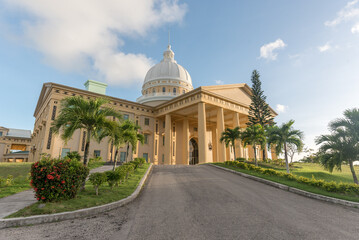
[
  {"xmin": 233, "ymin": 112, "xmax": 242, "ymax": 159},
  {"xmin": 217, "ymin": 107, "xmax": 226, "ymax": 162},
  {"xmin": 198, "ymin": 103, "xmax": 207, "ymax": 163},
  {"xmin": 211, "ymin": 126, "xmax": 217, "ymax": 162},
  {"xmin": 165, "ymin": 114, "xmax": 172, "ymax": 165},
  {"xmin": 182, "ymin": 119, "xmax": 189, "ymax": 165}
]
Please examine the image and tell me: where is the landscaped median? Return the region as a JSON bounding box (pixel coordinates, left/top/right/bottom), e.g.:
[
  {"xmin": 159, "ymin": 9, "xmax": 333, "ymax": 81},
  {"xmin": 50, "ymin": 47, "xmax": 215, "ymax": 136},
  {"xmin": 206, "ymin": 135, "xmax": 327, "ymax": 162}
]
[
  {"xmin": 210, "ymin": 161, "xmax": 359, "ymax": 206},
  {"xmin": 0, "ymin": 162, "xmax": 152, "ymax": 229}
]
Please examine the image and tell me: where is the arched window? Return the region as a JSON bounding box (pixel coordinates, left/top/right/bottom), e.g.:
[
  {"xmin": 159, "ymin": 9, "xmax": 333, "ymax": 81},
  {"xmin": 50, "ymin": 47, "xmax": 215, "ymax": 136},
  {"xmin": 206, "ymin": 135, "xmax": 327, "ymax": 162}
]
[
  {"xmin": 162, "ymin": 87, "xmax": 166, "ymax": 93},
  {"xmin": 173, "ymin": 88, "xmax": 176, "ymax": 94}
]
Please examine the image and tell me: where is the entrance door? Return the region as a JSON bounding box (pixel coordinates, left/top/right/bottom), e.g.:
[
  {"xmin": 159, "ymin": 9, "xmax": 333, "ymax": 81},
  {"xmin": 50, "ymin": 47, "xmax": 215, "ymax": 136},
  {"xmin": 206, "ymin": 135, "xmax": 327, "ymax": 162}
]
[{"xmin": 189, "ymin": 138, "xmax": 198, "ymax": 165}]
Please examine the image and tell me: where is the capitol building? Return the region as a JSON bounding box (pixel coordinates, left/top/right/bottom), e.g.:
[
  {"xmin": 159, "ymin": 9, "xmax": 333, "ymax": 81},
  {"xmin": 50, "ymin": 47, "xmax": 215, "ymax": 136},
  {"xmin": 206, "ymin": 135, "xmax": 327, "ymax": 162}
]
[{"xmin": 28, "ymin": 45, "xmax": 277, "ymax": 165}]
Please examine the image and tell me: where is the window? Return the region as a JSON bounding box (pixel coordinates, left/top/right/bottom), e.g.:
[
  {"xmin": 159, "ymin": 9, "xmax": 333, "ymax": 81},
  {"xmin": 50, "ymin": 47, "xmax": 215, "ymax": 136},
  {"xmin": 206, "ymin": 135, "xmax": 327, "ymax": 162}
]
[
  {"xmin": 173, "ymin": 126, "xmax": 175, "ymax": 136},
  {"xmin": 0, "ymin": 132, "xmax": 2, "ymax": 137},
  {"xmin": 143, "ymin": 153, "xmax": 149, "ymax": 163},
  {"xmin": 155, "ymin": 140, "xmax": 158, "ymax": 155},
  {"xmin": 144, "ymin": 134, "xmax": 149, "ymax": 144},
  {"xmin": 163, "ymin": 121, "xmax": 165, "ymax": 128},
  {"xmin": 61, "ymin": 148, "xmax": 70, "ymax": 159},
  {"xmin": 145, "ymin": 118, "xmax": 150, "ymax": 125},
  {"xmin": 156, "ymin": 124, "xmax": 158, "ymax": 133},
  {"xmin": 173, "ymin": 88, "xmax": 176, "ymax": 94},
  {"xmin": 136, "ymin": 119, "xmax": 138, "ymax": 125},
  {"xmin": 124, "ymin": 114, "xmax": 129, "ymax": 120},
  {"xmin": 163, "ymin": 136, "xmax": 165, "ymax": 146},
  {"xmin": 94, "ymin": 150, "xmax": 101, "ymax": 158},
  {"xmin": 120, "ymin": 152, "xmax": 126, "ymax": 163},
  {"xmin": 162, "ymin": 87, "xmax": 166, "ymax": 93},
  {"xmin": 51, "ymin": 105, "xmax": 57, "ymax": 120},
  {"xmin": 47, "ymin": 129, "xmax": 53, "ymax": 149}
]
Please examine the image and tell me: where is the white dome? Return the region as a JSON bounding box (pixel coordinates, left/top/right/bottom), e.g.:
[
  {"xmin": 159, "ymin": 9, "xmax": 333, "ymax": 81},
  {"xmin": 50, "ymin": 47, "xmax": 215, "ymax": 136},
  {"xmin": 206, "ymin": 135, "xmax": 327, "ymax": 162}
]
[{"xmin": 137, "ymin": 45, "xmax": 193, "ymax": 106}]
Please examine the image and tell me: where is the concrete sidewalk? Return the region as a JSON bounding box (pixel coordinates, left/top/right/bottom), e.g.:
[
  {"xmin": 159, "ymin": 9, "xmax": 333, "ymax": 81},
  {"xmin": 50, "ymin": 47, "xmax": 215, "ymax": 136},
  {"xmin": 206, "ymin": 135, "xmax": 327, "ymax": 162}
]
[{"xmin": 0, "ymin": 165, "xmax": 114, "ymax": 219}]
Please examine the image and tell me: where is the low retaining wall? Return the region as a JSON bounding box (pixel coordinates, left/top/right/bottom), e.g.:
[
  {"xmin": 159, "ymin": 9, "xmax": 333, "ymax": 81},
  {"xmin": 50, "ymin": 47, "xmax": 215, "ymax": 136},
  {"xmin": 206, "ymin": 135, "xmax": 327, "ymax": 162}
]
[
  {"xmin": 0, "ymin": 163, "xmax": 153, "ymax": 229},
  {"xmin": 208, "ymin": 163, "xmax": 359, "ymax": 208}
]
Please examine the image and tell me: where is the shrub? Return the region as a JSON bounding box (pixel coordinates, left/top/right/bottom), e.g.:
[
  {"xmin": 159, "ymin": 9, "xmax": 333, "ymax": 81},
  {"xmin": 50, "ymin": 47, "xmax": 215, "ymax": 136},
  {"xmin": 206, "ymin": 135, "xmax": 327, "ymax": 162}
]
[
  {"xmin": 89, "ymin": 172, "xmax": 107, "ymax": 195},
  {"xmin": 0, "ymin": 176, "xmax": 5, "ymax": 187},
  {"xmin": 30, "ymin": 156, "xmax": 89, "ymax": 202},
  {"xmin": 65, "ymin": 151, "xmax": 82, "ymax": 161},
  {"xmin": 89, "ymin": 156, "xmax": 102, "ymax": 165},
  {"xmin": 6, "ymin": 175, "xmax": 13, "ymax": 186},
  {"xmin": 105, "ymin": 171, "xmax": 121, "ymax": 189},
  {"xmin": 236, "ymin": 158, "xmax": 246, "ymax": 162},
  {"xmin": 222, "ymin": 160, "xmax": 359, "ymax": 196}
]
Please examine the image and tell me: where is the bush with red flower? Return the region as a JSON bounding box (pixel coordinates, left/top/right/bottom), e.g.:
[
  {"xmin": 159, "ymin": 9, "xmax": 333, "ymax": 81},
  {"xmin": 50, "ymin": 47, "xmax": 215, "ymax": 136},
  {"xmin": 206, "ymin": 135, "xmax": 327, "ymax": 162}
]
[{"xmin": 30, "ymin": 155, "xmax": 89, "ymax": 202}]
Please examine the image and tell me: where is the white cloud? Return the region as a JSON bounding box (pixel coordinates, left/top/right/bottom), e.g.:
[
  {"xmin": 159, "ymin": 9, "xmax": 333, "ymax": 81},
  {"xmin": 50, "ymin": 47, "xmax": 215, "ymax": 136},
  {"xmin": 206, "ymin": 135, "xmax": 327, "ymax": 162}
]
[
  {"xmin": 352, "ymin": 23, "xmax": 359, "ymax": 33},
  {"xmin": 2, "ymin": 0, "xmax": 187, "ymax": 86},
  {"xmin": 325, "ymin": 0, "xmax": 359, "ymax": 34},
  {"xmin": 259, "ymin": 39, "xmax": 287, "ymax": 60},
  {"xmin": 215, "ymin": 80, "xmax": 224, "ymax": 85},
  {"xmin": 318, "ymin": 43, "xmax": 331, "ymax": 52},
  {"xmin": 276, "ymin": 104, "xmax": 287, "ymax": 113}
]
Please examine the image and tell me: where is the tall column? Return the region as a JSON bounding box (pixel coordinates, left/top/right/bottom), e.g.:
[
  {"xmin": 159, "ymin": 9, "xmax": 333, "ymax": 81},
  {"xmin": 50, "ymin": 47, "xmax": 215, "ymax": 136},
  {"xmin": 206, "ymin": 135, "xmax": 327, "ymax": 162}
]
[
  {"xmin": 233, "ymin": 112, "xmax": 242, "ymax": 159},
  {"xmin": 165, "ymin": 114, "xmax": 172, "ymax": 165},
  {"xmin": 198, "ymin": 103, "xmax": 207, "ymax": 163},
  {"xmin": 211, "ymin": 126, "xmax": 217, "ymax": 162},
  {"xmin": 217, "ymin": 107, "xmax": 226, "ymax": 162},
  {"xmin": 182, "ymin": 119, "xmax": 189, "ymax": 165}
]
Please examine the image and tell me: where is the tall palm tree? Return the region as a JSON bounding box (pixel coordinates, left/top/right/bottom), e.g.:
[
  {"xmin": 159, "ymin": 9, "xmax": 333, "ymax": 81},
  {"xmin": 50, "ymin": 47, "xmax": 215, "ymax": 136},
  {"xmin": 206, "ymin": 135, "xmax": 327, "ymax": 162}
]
[
  {"xmin": 267, "ymin": 120, "xmax": 303, "ymax": 173},
  {"xmin": 241, "ymin": 124, "xmax": 266, "ymax": 166},
  {"xmin": 220, "ymin": 127, "xmax": 241, "ymax": 160},
  {"xmin": 52, "ymin": 96, "xmax": 121, "ymax": 166},
  {"xmin": 316, "ymin": 108, "xmax": 359, "ymax": 184}
]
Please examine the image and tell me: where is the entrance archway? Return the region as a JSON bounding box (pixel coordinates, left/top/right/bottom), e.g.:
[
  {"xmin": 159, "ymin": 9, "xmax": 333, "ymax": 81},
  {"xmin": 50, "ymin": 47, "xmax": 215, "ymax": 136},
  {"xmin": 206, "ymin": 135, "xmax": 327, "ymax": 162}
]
[{"xmin": 189, "ymin": 138, "xmax": 198, "ymax": 165}]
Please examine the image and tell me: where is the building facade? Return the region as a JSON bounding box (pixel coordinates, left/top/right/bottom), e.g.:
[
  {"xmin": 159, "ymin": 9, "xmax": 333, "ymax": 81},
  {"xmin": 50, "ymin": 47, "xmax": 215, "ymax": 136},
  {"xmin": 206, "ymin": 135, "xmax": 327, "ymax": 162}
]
[
  {"xmin": 0, "ymin": 127, "xmax": 31, "ymax": 162},
  {"xmin": 29, "ymin": 45, "xmax": 277, "ymax": 164}
]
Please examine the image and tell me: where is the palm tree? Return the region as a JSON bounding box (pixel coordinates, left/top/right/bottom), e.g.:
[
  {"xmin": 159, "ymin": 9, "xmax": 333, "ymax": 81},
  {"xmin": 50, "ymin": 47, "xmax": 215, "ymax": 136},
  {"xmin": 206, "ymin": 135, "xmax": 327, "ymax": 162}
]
[
  {"xmin": 220, "ymin": 127, "xmax": 241, "ymax": 160},
  {"xmin": 267, "ymin": 120, "xmax": 303, "ymax": 173},
  {"xmin": 241, "ymin": 124, "xmax": 266, "ymax": 166},
  {"xmin": 52, "ymin": 96, "xmax": 121, "ymax": 166},
  {"xmin": 120, "ymin": 120, "xmax": 144, "ymax": 164},
  {"xmin": 316, "ymin": 108, "xmax": 359, "ymax": 184}
]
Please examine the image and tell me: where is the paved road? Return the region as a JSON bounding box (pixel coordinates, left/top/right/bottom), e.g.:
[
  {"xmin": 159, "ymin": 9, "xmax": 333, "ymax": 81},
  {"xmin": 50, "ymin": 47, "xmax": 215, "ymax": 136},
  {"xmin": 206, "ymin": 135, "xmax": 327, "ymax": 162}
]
[{"xmin": 1, "ymin": 165, "xmax": 359, "ymax": 240}]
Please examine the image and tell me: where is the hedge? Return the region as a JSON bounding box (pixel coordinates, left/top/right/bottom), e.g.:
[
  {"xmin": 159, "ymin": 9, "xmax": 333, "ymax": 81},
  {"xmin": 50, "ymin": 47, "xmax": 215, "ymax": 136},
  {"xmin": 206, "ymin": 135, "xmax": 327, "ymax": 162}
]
[
  {"xmin": 30, "ymin": 157, "xmax": 89, "ymax": 202},
  {"xmin": 224, "ymin": 161, "xmax": 359, "ymax": 196}
]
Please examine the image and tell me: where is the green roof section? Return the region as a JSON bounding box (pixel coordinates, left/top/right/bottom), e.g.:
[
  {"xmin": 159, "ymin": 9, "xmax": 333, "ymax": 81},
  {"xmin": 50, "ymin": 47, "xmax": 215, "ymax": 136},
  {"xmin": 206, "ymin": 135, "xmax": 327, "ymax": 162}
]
[{"xmin": 84, "ymin": 80, "xmax": 108, "ymax": 95}]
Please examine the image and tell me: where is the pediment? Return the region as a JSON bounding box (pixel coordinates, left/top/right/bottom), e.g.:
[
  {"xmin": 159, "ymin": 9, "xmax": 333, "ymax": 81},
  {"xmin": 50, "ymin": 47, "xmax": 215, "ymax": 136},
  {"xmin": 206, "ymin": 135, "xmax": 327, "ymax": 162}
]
[{"xmin": 202, "ymin": 84, "xmax": 252, "ymax": 106}]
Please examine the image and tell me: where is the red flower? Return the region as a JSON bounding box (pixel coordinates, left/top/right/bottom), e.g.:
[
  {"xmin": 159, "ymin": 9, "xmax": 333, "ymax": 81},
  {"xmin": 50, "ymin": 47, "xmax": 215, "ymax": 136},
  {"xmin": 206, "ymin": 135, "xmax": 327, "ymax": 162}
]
[
  {"xmin": 51, "ymin": 186, "xmax": 55, "ymax": 189},
  {"xmin": 37, "ymin": 198, "xmax": 40, "ymax": 201},
  {"xmin": 47, "ymin": 174, "xmax": 54, "ymax": 180},
  {"xmin": 34, "ymin": 188, "xmax": 38, "ymax": 192},
  {"xmin": 61, "ymin": 180, "xmax": 65, "ymax": 184},
  {"xmin": 41, "ymin": 188, "xmax": 44, "ymax": 190},
  {"xmin": 41, "ymin": 196, "xmax": 45, "ymax": 200}
]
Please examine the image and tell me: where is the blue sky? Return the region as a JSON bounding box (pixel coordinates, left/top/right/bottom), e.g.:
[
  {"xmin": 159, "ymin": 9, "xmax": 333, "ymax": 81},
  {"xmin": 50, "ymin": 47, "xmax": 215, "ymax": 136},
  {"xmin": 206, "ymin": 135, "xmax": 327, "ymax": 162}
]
[{"xmin": 1, "ymin": 0, "xmax": 359, "ymax": 158}]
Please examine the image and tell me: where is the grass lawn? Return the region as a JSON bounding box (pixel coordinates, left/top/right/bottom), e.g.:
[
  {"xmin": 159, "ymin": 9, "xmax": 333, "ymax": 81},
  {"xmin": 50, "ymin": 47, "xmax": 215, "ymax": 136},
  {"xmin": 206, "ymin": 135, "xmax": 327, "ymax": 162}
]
[
  {"xmin": 259, "ymin": 162, "xmax": 359, "ymax": 184},
  {"xmin": 213, "ymin": 162, "xmax": 359, "ymax": 203},
  {"xmin": 7, "ymin": 163, "xmax": 150, "ymax": 218},
  {"xmin": 0, "ymin": 163, "xmax": 32, "ymax": 198},
  {"xmin": 88, "ymin": 161, "xmax": 105, "ymax": 170}
]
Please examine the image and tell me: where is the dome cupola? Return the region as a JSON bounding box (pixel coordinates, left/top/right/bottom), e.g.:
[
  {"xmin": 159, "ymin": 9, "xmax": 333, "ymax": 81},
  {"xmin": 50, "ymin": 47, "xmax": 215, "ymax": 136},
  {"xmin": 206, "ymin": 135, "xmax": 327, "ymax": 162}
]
[{"xmin": 136, "ymin": 45, "xmax": 193, "ymax": 106}]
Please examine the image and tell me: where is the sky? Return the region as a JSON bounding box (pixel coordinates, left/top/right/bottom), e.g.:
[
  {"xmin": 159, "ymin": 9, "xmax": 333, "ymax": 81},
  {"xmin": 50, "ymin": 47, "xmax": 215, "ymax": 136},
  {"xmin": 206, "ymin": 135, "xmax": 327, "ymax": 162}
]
[{"xmin": 1, "ymin": 0, "xmax": 359, "ymax": 160}]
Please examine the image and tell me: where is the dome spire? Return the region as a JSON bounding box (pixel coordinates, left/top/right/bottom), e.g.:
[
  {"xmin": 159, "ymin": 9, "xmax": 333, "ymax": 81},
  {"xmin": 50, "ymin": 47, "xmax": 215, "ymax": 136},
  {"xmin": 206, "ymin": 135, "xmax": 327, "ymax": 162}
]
[{"xmin": 163, "ymin": 29, "xmax": 175, "ymax": 62}]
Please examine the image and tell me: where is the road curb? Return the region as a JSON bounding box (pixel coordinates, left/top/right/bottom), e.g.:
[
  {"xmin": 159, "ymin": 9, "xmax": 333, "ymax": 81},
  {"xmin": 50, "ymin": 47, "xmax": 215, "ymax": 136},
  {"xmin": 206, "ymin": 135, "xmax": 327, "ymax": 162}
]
[
  {"xmin": 0, "ymin": 163, "xmax": 153, "ymax": 229},
  {"xmin": 208, "ymin": 163, "xmax": 359, "ymax": 208}
]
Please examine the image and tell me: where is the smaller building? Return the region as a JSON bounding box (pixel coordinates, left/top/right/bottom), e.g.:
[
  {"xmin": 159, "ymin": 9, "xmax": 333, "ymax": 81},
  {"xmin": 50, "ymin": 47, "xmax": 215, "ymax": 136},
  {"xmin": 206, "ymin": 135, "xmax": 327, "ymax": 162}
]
[{"xmin": 0, "ymin": 127, "xmax": 31, "ymax": 162}]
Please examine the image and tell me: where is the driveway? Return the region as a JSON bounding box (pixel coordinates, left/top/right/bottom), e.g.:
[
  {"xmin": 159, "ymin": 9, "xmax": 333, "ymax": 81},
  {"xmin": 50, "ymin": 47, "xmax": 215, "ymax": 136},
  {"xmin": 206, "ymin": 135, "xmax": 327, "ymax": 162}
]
[{"xmin": 1, "ymin": 165, "xmax": 358, "ymax": 240}]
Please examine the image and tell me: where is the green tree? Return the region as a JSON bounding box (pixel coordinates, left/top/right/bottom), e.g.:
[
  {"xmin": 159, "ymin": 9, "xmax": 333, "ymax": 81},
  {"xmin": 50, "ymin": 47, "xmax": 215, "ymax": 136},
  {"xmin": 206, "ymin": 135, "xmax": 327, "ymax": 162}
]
[
  {"xmin": 241, "ymin": 124, "xmax": 266, "ymax": 166},
  {"xmin": 316, "ymin": 108, "xmax": 359, "ymax": 184},
  {"xmin": 247, "ymin": 70, "xmax": 275, "ymax": 161},
  {"xmin": 220, "ymin": 127, "xmax": 241, "ymax": 160},
  {"xmin": 267, "ymin": 120, "xmax": 303, "ymax": 173},
  {"xmin": 65, "ymin": 151, "xmax": 82, "ymax": 161},
  {"xmin": 52, "ymin": 96, "xmax": 121, "ymax": 166}
]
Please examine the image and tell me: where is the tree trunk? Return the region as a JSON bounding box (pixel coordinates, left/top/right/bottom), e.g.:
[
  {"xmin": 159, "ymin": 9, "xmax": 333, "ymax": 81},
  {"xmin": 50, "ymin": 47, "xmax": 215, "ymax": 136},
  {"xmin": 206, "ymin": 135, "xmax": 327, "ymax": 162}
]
[
  {"xmin": 262, "ymin": 148, "xmax": 266, "ymax": 162},
  {"xmin": 83, "ymin": 129, "xmax": 91, "ymax": 166},
  {"xmin": 349, "ymin": 160, "xmax": 359, "ymax": 184},
  {"xmin": 113, "ymin": 148, "xmax": 119, "ymax": 171},
  {"xmin": 126, "ymin": 143, "xmax": 130, "ymax": 163},
  {"xmin": 232, "ymin": 140, "xmax": 236, "ymax": 160},
  {"xmin": 253, "ymin": 144, "xmax": 257, "ymax": 166},
  {"xmin": 284, "ymin": 142, "xmax": 290, "ymax": 173},
  {"xmin": 95, "ymin": 186, "xmax": 99, "ymax": 196}
]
